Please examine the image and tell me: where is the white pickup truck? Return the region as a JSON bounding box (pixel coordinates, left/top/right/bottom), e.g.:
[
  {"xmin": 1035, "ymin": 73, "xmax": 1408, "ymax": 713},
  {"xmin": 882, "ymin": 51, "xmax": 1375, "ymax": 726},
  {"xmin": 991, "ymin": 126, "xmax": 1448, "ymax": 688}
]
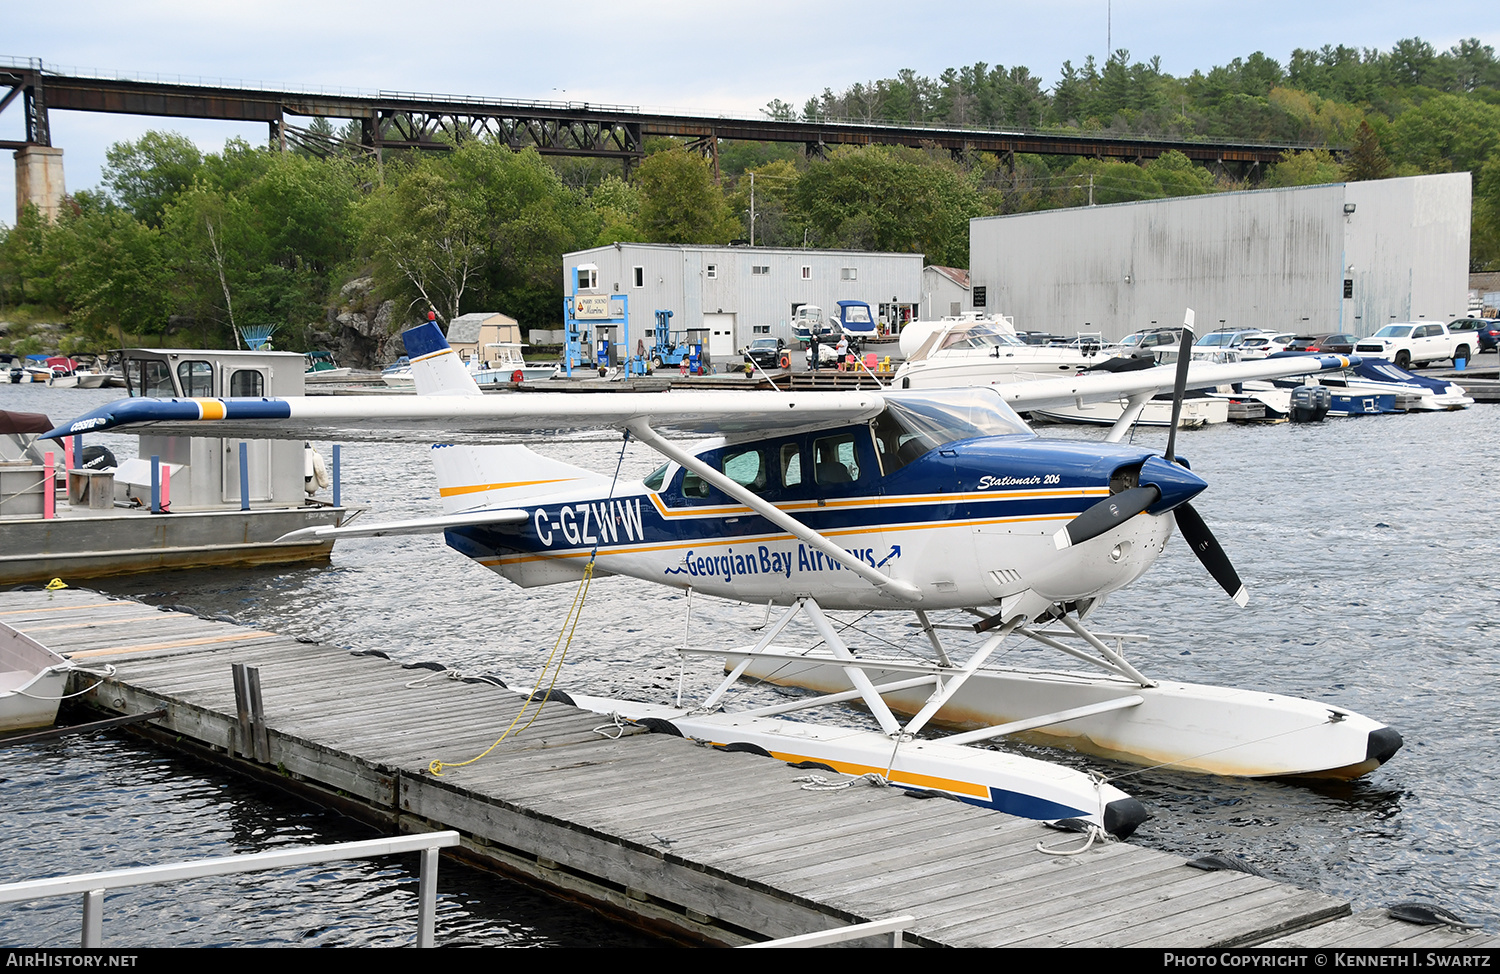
[{"xmin": 1354, "ymin": 322, "xmax": 1473, "ymax": 369}]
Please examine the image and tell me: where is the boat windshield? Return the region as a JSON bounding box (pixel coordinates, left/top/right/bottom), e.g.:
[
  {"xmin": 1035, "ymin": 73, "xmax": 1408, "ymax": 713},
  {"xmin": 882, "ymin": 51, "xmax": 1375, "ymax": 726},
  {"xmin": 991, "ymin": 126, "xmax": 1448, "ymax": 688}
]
[
  {"xmin": 842, "ymin": 305, "xmax": 873, "ymax": 324},
  {"xmin": 874, "ymin": 389, "xmax": 1032, "ymax": 473},
  {"xmin": 935, "ymin": 321, "xmax": 1025, "ymax": 353}
]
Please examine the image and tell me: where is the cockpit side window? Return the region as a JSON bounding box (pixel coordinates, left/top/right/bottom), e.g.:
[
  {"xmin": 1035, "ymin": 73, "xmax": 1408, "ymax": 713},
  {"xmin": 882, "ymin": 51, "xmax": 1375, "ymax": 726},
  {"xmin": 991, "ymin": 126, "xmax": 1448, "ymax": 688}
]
[
  {"xmin": 813, "ymin": 434, "xmax": 860, "ymax": 485},
  {"xmin": 643, "ymin": 463, "xmax": 669, "ymax": 491},
  {"xmin": 780, "ymin": 443, "xmax": 803, "ymax": 488},
  {"xmin": 721, "ymin": 448, "xmax": 767, "ymax": 491}
]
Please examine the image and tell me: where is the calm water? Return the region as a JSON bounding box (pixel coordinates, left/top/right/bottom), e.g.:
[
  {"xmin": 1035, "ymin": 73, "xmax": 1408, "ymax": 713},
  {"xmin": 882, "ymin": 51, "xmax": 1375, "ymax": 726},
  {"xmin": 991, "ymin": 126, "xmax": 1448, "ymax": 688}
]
[{"xmin": 3, "ymin": 381, "xmax": 1498, "ymax": 942}]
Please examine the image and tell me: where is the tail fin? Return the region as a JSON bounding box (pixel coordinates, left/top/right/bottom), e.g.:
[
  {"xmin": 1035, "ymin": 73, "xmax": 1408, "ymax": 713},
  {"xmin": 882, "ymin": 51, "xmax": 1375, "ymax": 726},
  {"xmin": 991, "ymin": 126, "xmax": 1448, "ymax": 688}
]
[
  {"xmin": 402, "ymin": 321, "xmax": 482, "ymax": 397},
  {"xmin": 430, "ymin": 444, "xmax": 613, "ymax": 514}
]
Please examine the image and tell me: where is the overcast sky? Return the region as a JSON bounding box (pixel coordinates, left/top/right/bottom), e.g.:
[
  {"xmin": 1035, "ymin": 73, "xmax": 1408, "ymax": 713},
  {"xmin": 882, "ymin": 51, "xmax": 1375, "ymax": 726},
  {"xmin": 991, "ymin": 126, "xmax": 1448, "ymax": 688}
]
[{"xmin": 5, "ymin": 0, "xmax": 1499, "ymax": 224}]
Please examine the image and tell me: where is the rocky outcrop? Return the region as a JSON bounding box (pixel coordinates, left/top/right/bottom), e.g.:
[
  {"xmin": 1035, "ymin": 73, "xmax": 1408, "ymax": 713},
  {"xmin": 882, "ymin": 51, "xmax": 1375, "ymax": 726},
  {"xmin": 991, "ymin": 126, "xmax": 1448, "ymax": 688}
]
[{"xmin": 311, "ymin": 277, "xmax": 406, "ymax": 369}]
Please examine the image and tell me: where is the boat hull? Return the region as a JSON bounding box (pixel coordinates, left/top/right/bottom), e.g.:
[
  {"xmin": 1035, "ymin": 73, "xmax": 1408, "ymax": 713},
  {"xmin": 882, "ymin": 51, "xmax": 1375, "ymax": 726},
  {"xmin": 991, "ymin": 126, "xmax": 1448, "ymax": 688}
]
[
  {"xmin": 1030, "ymin": 397, "xmax": 1230, "ymax": 427},
  {"xmin": 735, "ymin": 655, "xmax": 1400, "ymax": 780},
  {"xmin": 0, "ymin": 622, "xmax": 70, "ymax": 732},
  {"xmin": 0, "ymin": 506, "xmax": 352, "ymax": 586}
]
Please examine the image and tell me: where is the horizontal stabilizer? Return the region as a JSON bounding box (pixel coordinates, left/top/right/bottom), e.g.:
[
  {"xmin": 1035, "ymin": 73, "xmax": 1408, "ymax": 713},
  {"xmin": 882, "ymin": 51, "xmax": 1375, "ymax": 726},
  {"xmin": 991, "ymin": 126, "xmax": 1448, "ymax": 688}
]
[{"xmin": 277, "ymin": 509, "xmax": 527, "ymax": 543}]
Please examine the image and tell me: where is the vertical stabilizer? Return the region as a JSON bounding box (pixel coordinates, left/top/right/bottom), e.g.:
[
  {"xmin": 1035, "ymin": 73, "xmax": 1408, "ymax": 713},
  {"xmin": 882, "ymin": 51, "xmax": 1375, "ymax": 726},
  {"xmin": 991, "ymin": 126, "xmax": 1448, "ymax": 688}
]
[
  {"xmin": 430, "ymin": 444, "xmax": 613, "ymax": 514},
  {"xmin": 402, "ymin": 320, "xmax": 482, "ymax": 397}
]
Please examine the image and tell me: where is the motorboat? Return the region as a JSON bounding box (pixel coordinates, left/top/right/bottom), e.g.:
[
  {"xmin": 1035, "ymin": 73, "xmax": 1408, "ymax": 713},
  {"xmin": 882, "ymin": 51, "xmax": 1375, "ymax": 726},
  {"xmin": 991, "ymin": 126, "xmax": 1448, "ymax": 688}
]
[
  {"xmin": 791, "ymin": 305, "xmax": 836, "ymax": 346},
  {"xmin": 0, "ymin": 348, "xmax": 361, "ymax": 586},
  {"xmin": 304, "ymin": 351, "xmax": 352, "ymax": 379},
  {"xmin": 0, "ymin": 621, "xmax": 112, "ymax": 733},
  {"xmin": 893, "ymin": 314, "xmax": 1108, "ymax": 389},
  {"xmin": 473, "ymin": 343, "xmax": 558, "ymax": 386},
  {"xmin": 1270, "ymin": 358, "xmax": 1473, "ymax": 412},
  {"xmin": 834, "ymin": 300, "xmax": 877, "ymax": 341}
]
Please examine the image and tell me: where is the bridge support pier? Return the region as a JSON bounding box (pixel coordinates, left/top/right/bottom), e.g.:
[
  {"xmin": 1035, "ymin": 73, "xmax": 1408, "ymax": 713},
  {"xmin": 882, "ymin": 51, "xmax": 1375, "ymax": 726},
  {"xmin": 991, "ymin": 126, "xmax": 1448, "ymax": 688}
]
[{"xmin": 14, "ymin": 145, "xmax": 64, "ymax": 222}]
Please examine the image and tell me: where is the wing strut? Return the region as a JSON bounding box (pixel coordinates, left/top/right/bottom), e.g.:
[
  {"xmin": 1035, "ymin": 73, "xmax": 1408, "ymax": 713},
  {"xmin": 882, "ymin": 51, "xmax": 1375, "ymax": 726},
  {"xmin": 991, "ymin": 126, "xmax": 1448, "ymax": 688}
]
[{"xmin": 627, "ymin": 420, "xmax": 924, "ymax": 603}]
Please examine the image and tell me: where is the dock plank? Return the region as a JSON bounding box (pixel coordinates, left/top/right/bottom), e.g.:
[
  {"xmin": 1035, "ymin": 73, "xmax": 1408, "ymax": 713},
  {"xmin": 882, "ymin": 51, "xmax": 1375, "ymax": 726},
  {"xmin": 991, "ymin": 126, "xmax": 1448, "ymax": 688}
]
[{"xmin": 8, "ymin": 588, "xmax": 1496, "ymax": 949}]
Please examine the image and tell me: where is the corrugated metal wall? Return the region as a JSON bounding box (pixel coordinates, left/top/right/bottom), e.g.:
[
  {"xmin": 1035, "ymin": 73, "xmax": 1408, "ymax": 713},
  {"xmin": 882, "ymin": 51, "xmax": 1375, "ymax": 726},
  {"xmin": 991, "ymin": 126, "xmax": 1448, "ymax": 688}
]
[
  {"xmin": 969, "ymin": 174, "xmax": 1471, "ymax": 342},
  {"xmin": 565, "ymin": 245, "xmax": 923, "ymax": 348}
]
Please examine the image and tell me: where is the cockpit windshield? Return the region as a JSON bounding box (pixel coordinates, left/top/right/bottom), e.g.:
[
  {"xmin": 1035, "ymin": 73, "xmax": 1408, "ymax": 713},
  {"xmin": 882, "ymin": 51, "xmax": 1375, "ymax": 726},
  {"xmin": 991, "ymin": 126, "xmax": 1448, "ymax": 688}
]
[{"xmin": 873, "ymin": 389, "xmax": 1032, "ymax": 473}]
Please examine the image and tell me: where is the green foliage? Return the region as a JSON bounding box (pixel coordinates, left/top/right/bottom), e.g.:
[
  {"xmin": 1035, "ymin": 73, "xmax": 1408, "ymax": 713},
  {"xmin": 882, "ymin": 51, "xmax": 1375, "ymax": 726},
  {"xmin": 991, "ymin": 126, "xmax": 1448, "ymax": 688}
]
[
  {"xmin": 633, "ymin": 149, "xmax": 739, "ymax": 244},
  {"xmin": 1265, "ymin": 149, "xmax": 1345, "ymax": 187},
  {"xmin": 791, "ymin": 146, "xmax": 983, "ymax": 265},
  {"xmin": 103, "ymin": 131, "xmax": 204, "ymax": 226},
  {"xmin": 1341, "ymin": 121, "xmax": 1394, "ymax": 181}
]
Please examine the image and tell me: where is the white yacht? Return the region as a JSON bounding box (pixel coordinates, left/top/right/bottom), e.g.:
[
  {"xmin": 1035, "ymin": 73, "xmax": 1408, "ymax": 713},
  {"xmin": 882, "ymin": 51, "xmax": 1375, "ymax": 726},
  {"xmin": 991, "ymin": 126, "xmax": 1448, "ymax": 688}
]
[{"xmin": 893, "ymin": 314, "xmax": 1106, "ymax": 389}]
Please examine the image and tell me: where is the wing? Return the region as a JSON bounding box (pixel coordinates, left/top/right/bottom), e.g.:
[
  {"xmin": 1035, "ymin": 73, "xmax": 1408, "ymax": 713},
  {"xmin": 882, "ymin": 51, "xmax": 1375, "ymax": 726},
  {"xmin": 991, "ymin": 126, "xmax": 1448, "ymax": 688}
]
[
  {"xmin": 47, "ymin": 389, "xmax": 890, "ymax": 442},
  {"xmin": 993, "ymin": 354, "xmax": 1359, "ymax": 412}
]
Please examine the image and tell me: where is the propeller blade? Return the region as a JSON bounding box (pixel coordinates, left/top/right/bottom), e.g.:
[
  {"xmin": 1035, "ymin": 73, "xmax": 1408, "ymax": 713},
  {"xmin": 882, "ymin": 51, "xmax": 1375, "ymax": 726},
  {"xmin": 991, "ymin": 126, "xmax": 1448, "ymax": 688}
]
[
  {"xmin": 1173, "ymin": 501, "xmax": 1248, "ymax": 606},
  {"xmin": 1163, "ymin": 317, "xmax": 1195, "ymax": 465},
  {"xmin": 1053, "ymin": 485, "xmax": 1160, "ymax": 550}
]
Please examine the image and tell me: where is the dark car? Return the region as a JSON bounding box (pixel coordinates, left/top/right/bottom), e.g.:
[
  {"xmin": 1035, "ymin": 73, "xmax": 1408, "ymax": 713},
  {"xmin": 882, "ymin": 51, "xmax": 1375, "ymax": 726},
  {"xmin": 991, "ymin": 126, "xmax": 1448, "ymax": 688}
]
[
  {"xmin": 1449, "ymin": 317, "xmax": 1500, "ymax": 353},
  {"xmin": 741, "ymin": 337, "xmax": 786, "ymax": 370},
  {"xmin": 1288, "ymin": 333, "xmax": 1357, "ymax": 354}
]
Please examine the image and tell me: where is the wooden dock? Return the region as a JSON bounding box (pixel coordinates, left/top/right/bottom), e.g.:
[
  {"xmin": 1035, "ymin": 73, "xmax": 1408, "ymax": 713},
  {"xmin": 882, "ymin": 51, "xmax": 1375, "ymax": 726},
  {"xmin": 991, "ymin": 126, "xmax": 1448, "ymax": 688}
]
[{"xmin": 3, "ymin": 587, "xmax": 1494, "ymax": 949}]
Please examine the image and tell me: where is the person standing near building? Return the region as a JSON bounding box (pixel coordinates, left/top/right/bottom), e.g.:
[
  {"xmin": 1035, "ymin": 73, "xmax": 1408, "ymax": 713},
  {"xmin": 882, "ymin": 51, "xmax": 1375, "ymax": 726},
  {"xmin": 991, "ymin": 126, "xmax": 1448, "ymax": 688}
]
[{"xmin": 809, "ymin": 332, "xmax": 821, "ymax": 372}]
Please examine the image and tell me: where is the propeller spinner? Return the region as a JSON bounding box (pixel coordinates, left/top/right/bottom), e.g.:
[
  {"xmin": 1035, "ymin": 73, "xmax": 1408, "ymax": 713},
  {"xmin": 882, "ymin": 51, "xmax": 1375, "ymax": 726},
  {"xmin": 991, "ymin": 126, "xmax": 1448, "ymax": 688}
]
[{"xmin": 1054, "ymin": 313, "xmax": 1248, "ymax": 606}]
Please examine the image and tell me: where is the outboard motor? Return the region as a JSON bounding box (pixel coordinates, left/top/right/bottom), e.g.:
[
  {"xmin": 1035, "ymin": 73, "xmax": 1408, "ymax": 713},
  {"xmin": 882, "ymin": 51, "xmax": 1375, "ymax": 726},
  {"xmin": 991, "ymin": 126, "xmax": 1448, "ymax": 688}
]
[
  {"xmin": 1289, "ymin": 385, "xmax": 1331, "ymax": 423},
  {"xmin": 79, "ymin": 445, "xmax": 118, "ymax": 471}
]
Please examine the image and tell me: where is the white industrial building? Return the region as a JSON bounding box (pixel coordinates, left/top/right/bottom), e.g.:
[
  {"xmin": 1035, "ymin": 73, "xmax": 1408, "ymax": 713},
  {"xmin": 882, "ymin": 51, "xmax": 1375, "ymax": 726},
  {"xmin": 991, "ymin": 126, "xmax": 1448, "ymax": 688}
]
[
  {"xmin": 562, "ymin": 243, "xmax": 924, "ymax": 357},
  {"xmin": 969, "ymin": 173, "xmax": 1472, "ymax": 342}
]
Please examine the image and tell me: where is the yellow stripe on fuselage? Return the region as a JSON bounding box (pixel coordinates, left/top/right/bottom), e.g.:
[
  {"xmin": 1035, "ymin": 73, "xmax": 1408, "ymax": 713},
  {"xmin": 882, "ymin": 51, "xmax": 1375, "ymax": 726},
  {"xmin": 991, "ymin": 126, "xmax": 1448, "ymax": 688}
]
[{"xmin": 476, "ymin": 511, "xmax": 1072, "ymax": 567}]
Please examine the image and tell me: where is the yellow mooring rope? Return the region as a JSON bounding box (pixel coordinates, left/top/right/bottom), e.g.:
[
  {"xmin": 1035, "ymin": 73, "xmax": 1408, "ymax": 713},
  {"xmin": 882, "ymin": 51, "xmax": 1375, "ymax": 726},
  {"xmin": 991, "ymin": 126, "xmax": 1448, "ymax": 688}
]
[{"xmin": 428, "ymin": 560, "xmax": 597, "ymax": 777}]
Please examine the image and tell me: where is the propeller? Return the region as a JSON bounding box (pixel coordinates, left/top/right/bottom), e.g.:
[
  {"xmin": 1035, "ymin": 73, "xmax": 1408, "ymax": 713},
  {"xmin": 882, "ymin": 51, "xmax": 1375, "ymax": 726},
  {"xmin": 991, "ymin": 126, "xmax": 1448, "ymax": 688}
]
[{"xmin": 1054, "ymin": 310, "xmax": 1248, "ymax": 606}]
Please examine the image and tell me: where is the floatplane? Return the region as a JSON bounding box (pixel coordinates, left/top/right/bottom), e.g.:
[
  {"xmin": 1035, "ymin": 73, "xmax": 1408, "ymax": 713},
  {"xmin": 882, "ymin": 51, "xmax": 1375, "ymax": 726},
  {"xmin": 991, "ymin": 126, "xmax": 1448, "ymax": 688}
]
[{"xmin": 49, "ymin": 314, "xmax": 1400, "ymax": 841}]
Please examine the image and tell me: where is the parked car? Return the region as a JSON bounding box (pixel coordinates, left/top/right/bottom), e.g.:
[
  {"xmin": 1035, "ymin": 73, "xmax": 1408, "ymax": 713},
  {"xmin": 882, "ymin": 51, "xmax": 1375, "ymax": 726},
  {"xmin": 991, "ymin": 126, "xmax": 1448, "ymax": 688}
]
[
  {"xmin": 1112, "ymin": 327, "xmax": 1186, "ymax": 359},
  {"xmin": 1354, "ymin": 322, "xmax": 1470, "ymax": 369},
  {"xmin": 741, "ymin": 337, "xmax": 786, "ymax": 370},
  {"xmin": 1448, "ymin": 317, "xmax": 1500, "ymax": 354},
  {"xmin": 1287, "ymin": 333, "xmax": 1357, "ymax": 354},
  {"xmin": 1235, "ymin": 332, "xmax": 1297, "ymax": 359}
]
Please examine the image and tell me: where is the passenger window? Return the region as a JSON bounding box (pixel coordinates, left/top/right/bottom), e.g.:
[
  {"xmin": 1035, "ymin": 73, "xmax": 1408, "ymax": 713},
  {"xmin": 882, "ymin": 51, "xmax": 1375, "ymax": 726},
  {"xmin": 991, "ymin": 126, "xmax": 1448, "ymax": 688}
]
[
  {"xmin": 681, "ymin": 472, "xmax": 709, "ymax": 499},
  {"xmin": 177, "ymin": 361, "xmax": 214, "ymax": 397},
  {"xmin": 229, "ymin": 369, "xmax": 264, "ymax": 397},
  {"xmin": 780, "ymin": 443, "xmax": 803, "ymax": 488},
  {"xmin": 721, "ymin": 448, "xmax": 766, "ymax": 491},
  {"xmin": 813, "ymin": 434, "xmax": 860, "ymax": 485}
]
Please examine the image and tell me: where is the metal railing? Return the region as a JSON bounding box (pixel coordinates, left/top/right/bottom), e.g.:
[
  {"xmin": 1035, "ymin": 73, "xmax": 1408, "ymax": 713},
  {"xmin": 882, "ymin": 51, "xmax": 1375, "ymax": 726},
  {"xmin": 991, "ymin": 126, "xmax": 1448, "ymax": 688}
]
[
  {"xmin": 740, "ymin": 914, "xmax": 915, "ymax": 948},
  {"xmin": 0, "ymin": 831, "xmax": 461, "ymax": 948}
]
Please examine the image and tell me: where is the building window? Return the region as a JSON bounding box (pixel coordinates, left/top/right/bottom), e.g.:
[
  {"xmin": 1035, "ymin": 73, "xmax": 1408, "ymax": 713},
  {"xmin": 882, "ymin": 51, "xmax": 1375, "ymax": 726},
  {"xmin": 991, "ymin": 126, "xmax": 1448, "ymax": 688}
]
[
  {"xmin": 633, "ymin": 266, "xmax": 644, "ymax": 288},
  {"xmin": 841, "ymin": 267, "xmax": 858, "ymax": 281},
  {"xmin": 801, "ymin": 265, "xmax": 811, "ymax": 280},
  {"xmin": 753, "ymin": 325, "xmax": 770, "ymax": 334},
  {"xmin": 752, "ymin": 265, "xmax": 770, "ymax": 276},
  {"xmin": 706, "ymin": 264, "xmax": 717, "ymax": 279}
]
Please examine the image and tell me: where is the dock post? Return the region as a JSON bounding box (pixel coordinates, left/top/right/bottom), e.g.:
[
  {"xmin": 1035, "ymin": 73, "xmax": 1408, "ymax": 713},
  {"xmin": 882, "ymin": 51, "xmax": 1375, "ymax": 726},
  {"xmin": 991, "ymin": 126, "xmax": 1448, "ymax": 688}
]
[
  {"xmin": 63, "ymin": 436, "xmax": 73, "ymax": 471},
  {"xmin": 332, "ymin": 445, "xmax": 341, "ymax": 508},
  {"xmin": 239, "ymin": 442, "xmax": 250, "ymax": 511},
  {"xmin": 230, "ymin": 663, "xmax": 269, "ymax": 762},
  {"xmin": 43, "ymin": 451, "xmax": 55, "ymax": 518},
  {"xmin": 150, "ymin": 455, "xmax": 160, "ymax": 513}
]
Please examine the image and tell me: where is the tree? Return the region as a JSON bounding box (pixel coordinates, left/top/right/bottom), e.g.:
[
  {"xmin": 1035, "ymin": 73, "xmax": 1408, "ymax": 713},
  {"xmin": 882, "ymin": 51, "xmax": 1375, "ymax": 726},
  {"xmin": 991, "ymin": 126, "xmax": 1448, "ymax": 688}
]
[
  {"xmin": 633, "ymin": 149, "xmax": 738, "ymax": 244},
  {"xmin": 102, "ymin": 132, "xmax": 204, "ymax": 226},
  {"xmin": 1264, "ymin": 149, "xmax": 1344, "ymax": 188},
  {"xmin": 791, "ymin": 146, "xmax": 983, "ymax": 265},
  {"xmin": 1341, "ymin": 121, "xmax": 1394, "ymax": 181}
]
